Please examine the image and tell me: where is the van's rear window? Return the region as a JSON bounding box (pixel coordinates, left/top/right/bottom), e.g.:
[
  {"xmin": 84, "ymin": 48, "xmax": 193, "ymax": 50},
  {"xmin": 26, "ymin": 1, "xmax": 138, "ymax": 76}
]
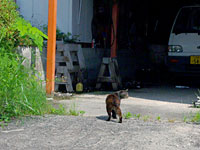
[{"xmin": 173, "ymin": 7, "xmax": 200, "ymax": 33}]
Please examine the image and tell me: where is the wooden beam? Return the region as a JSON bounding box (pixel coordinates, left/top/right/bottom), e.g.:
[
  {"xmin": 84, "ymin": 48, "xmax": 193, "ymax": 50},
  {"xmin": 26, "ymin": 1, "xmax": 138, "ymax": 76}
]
[
  {"xmin": 111, "ymin": 1, "xmax": 119, "ymax": 58},
  {"xmin": 46, "ymin": 0, "xmax": 57, "ymax": 94}
]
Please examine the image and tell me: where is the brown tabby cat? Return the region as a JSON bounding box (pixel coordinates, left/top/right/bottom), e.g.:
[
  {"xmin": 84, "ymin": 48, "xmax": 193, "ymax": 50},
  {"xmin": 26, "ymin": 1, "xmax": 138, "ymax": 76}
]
[{"xmin": 105, "ymin": 89, "xmax": 129, "ymax": 123}]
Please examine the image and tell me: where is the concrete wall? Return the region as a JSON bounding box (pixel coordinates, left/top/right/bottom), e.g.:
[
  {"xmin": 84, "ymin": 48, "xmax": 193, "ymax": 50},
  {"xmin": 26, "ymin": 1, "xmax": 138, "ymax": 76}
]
[
  {"xmin": 82, "ymin": 48, "xmax": 136, "ymax": 84},
  {"xmin": 16, "ymin": 0, "xmax": 93, "ymax": 43},
  {"xmin": 20, "ymin": 46, "xmax": 136, "ymax": 89}
]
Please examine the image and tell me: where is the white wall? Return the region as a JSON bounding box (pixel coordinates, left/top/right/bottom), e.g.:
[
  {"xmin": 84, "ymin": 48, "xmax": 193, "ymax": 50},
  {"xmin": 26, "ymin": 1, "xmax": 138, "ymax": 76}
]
[{"xmin": 16, "ymin": 0, "xmax": 93, "ymax": 43}]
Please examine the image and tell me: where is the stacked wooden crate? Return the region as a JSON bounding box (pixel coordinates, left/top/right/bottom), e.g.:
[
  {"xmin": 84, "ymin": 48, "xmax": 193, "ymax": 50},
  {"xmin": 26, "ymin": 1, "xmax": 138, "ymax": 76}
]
[{"xmin": 55, "ymin": 43, "xmax": 85, "ymax": 92}]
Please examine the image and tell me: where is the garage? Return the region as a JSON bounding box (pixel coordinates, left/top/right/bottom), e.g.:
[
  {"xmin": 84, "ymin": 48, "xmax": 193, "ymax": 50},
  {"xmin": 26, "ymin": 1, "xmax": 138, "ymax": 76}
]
[
  {"xmin": 91, "ymin": 0, "xmax": 200, "ymax": 90},
  {"xmin": 16, "ymin": 0, "xmax": 200, "ymax": 91}
]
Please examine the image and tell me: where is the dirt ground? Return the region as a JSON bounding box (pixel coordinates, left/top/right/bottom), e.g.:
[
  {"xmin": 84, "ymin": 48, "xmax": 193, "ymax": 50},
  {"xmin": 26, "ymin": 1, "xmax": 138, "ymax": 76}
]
[{"xmin": 1, "ymin": 85, "xmax": 200, "ymax": 150}]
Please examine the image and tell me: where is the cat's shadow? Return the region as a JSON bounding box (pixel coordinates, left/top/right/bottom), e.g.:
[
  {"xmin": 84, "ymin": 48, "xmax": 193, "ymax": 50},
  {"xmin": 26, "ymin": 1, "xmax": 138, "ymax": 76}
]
[
  {"xmin": 96, "ymin": 116, "xmax": 108, "ymax": 121},
  {"xmin": 96, "ymin": 116, "xmax": 118, "ymax": 123}
]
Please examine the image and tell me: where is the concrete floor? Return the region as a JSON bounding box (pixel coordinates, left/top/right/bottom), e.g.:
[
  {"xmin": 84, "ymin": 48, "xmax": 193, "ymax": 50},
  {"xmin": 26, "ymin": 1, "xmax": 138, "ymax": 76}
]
[{"xmin": 57, "ymin": 85, "xmax": 200, "ymax": 122}]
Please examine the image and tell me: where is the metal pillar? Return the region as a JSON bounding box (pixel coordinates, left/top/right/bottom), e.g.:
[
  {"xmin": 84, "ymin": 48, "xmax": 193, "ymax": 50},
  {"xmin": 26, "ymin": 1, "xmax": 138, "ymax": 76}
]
[
  {"xmin": 46, "ymin": 0, "xmax": 57, "ymax": 94},
  {"xmin": 111, "ymin": 0, "xmax": 119, "ymax": 58}
]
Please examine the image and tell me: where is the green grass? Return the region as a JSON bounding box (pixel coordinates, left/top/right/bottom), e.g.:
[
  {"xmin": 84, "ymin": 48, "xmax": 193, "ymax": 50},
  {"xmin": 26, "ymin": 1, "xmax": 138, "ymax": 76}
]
[
  {"xmin": 49, "ymin": 104, "xmax": 67, "ymax": 115},
  {"xmin": 191, "ymin": 112, "xmax": 200, "ymax": 123},
  {"xmin": 67, "ymin": 103, "xmax": 85, "ymax": 116},
  {"xmin": 134, "ymin": 114, "xmax": 141, "ymax": 120},
  {"xmin": 142, "ymin": 115, "xmax": 150, "ymax": 122},
  {"xmin": 156, "ymin": 116, "xmax": 161, "ymax": 121},
  {"xmin": 0, "ymin": 49, "xmax": 68, "ymax": 124},
  {"xmin": 123, "ymin": 112, "xmax": 133, "ymax": 119}
]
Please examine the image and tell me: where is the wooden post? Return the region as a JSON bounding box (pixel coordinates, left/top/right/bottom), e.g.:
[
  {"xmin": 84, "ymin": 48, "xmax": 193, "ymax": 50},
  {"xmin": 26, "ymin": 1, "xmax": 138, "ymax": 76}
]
[
  {"xmin": 111, "ymin": 1, "xmax": 119, "ymax": 58},
  {"xmin": 46, "ymin": 0, "xmax": 57, "ymax": 94}
]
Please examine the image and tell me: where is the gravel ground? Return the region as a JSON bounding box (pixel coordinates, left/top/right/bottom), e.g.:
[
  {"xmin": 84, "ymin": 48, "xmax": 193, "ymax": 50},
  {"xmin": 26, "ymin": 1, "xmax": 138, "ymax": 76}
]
[
  {"xmin": 0, "ymin": 116, "xmax": 200, "ymax": 150},
  {"xmin": 1, "ymin": 86, "xmax": 200, "ymax": 150}
]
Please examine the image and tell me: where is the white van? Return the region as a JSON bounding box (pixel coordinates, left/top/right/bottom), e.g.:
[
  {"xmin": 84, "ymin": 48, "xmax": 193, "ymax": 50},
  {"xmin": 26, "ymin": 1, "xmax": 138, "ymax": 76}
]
[{"xmin": 168, "ymin": 6, "xmax": 200, "ymax": 74}]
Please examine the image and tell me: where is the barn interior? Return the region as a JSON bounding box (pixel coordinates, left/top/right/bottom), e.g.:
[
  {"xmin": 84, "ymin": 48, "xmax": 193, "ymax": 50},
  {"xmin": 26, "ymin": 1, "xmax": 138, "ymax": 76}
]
[{"xmin": 91, "ymin": 0, "xmax": 200, "ymax": 89}]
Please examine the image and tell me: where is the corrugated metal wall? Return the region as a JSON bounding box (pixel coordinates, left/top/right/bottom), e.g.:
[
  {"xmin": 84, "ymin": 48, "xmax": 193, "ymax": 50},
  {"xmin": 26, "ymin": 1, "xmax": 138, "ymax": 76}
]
[{"xmin": 16, "ymin": 0, "xmax": 93, "ymax": 43}]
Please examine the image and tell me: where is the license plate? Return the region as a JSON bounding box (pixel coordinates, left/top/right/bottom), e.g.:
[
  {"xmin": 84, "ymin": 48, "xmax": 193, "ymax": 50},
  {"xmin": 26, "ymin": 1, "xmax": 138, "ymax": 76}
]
[{"xmin": 190, "ymin": 56, "xmax": 200, "ymax": 64}]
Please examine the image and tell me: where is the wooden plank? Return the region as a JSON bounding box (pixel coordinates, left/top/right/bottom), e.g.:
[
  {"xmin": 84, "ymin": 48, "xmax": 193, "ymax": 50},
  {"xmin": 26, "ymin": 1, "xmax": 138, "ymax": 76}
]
[
  {"xmin": 102, "ymin": 57, "xmax": 111, "ymax": 64},
  {"xmin": 98, "ymin": 64, "xmax": 106, "ymax": 77},
  {"xmin": 65, "ymin": 44, "xmax": 79, "ymax": 51},
  {"xmin": 114, "ymin": 59, "xmax": 122, "ymax": 87},
  {"xmin": 56, "ymin": 43, "xmax": 65, "ymax": 51},
  {"xmin": 77, "ymin": 45, "xmax": 86, "ymax": 69},
  {"xmin": 56, "ymin": 66, "xmax": 68, "ymax": 73},
  {"xmin": 108, "ymin": 61, "xmax": 116, "ymax": 78},
  {"xmin": 63, "ymin": 49, "xmax": 74, "ymax": 70},
  {"xmin": 96, "ymin": 83, "xmax": 102, "ymax": 89},
  {"xmin": 56, "ymin": 56, "xmax": 70, "ymax": 62},
  {"xmin": 112, "ymin": 83, "xmax": 118, "ymax": 91},
  {"xmin": 70, "ymin": 51, "xmax": 79, "ymax": 62},
  {"xmin": 68, "ymin": 66, "xmax": 80, "ymax": 73},
  {"xmin": 97, "ymin": 77, "xmax": 116, "ymax": 83}
]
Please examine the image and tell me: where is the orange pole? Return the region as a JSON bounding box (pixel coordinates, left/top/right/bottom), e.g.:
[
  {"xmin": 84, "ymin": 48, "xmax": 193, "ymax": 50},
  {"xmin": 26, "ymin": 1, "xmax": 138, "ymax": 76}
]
[
  {"xmin": 111, "ymin": 1, "xmax": 119, "ymax": 58},
  {"xmin": 46, "ymin": 0, "xmax": 57, "ymax": 94}
]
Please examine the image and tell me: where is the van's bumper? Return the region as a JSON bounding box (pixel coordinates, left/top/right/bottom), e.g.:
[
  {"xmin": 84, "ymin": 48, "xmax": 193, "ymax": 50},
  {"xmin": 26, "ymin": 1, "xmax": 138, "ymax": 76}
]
[{"xmin": 167, "ymin": 56, "xmax": 200, "ymax": 74}]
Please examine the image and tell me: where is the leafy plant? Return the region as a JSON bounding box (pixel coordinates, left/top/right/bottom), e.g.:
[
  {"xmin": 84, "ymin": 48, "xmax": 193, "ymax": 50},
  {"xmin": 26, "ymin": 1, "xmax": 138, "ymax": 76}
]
[
  {"xmin": 134, "ymin": 114, "xmax": 141, "ymax": 120},
  {"xmin": 0, "ymin": 0, "xmax": 47, "ymax": 51},
  {"xmin": 0, "ymin": 0, "xmax": 19, "ymax": 50},
  {"xmin": 0, "ymin": 48, "xmax": 50, "ymax": 121},
  {"xmin": 50, "ymin": 104, "xmax": 67, "ymax": 115},
  {"xmin": 183, "ymin": 116, "xmax": 188, "ymax": 123},
  {"xmin": 67, "ymin": 103, "xmax": 85, "ymax": 116},
  {"xmin": 79, "ymin": 110, "xmax": 86, "ymax": 116},
  {"xmin": 123, "ymin": 112, "xmax": 133, "ymax": 119},
  {"xmin": 63, "ymin": 32, "xmax": 79, "ymax": 43},
  {"xmin": 191, "ymin": 112, "xmax": 200, "ymax": 123},
  {"xmin": 42, "ymin": 25, "xmax": 78, "ymax": 43},
  {"xmin": 156, "ymin": 116, "xmax": 161, "ymax": 121},
  {"xmin": 15, "ymin": 18, "xmax": 48, "ymax": 50},
  {"xmin": 143, "ymin": 115, "xmax": 150, "ymax": 122}
]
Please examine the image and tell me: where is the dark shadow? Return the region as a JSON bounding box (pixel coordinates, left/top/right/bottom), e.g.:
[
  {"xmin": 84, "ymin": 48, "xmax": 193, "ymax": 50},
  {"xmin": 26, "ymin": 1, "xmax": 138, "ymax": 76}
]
[
  {"xmin": 96, "ymin": 116, "xmax": 108, "ymax": 121},
  {"xmin": 96, "ymin": 116, "xmax": 119, "ymax": 123},
  {"xmin": 128, "ymin": 85, "xmax": 198, "ymax": 104},
  {"xmin": 86, "ymin": 91, "xmax": 111, "ymax": 95}
]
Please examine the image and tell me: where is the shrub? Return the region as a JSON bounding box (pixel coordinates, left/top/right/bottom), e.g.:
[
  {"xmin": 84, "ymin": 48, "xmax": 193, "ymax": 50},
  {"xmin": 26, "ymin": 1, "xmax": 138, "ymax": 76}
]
[
  {"xmin": 0, "ymin": 48, "xmax": 50, "ymax": 120},
  {"xmin": 123, "ymin": 112, "xmax": 133, "ymax": 119},
  {"xmin": 0, "ymin": 0, "xmax": 47, "ymax": 51},
  {"xmin": 0, "ymin": 0, "xmax": 61, "ymax": 122}
]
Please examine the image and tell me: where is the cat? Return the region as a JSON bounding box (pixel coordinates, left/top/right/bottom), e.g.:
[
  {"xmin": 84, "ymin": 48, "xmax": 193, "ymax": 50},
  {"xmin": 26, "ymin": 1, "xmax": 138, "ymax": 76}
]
[{"xmin": 105, "ymin": 89, "xmax": 129, "ymax": 123}]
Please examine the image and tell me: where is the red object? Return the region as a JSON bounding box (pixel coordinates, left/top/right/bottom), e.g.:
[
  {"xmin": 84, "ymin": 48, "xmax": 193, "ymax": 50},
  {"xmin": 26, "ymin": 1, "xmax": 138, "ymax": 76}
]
[
  {"xmin": 111, "ymin": 1, "xmax": 119, "ymax": 58},
  {"xmin": 170, "ymin": 59, "xmax": 179, "ymax": 63},
  {"xmin": 46, "ymin": 0, "xmax": 57, "ymax": 94}
]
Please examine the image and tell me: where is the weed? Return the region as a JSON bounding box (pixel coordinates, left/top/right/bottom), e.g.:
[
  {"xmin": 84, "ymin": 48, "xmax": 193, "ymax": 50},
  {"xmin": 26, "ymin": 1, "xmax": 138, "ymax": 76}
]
[
  {"xmin": 191, "ymin": 112, "xmax": 200, "ymax": 123},
  {"xmin": 134, "ymin": 114, "xmax": 141, "ymax": 120},
  {"xmin": 50, "ymin": 104, "xmax": 67, "ymax": 115},
  {"xmin": 156, "ymin": 116, "xmax": 161, "ymax": 121},
  {"xmin": 183, "ymin": 116, "xmax": 188, "ymax": 122},
  {"xmin": 123, "ymin": 112, "xmax": 133, "ymax": 119},
  {"xmin": 79, "ymin": 110, "xmax": 86, "ymax": 116},
  {"xmin": 143, "ymin": 115, "xmax": 150, "ymax": 122},
  {"xmin": 0, "ymin": 0, "xmax": 48, "ymax": 124},
  {"xmin": 168, "ymin": 119, "xmax": 175, "ymax": 123},
  {"xmin": 67, "ymin": 103, "xmax": 85, "ymax": 116}
]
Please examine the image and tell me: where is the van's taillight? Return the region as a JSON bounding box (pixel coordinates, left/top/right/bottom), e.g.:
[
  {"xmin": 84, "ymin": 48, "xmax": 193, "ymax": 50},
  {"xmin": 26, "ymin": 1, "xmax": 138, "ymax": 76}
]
[
  {"xmin": 170, "ymin": 59, "xmax": 179, "ymax": 63},
  {"xmin": 168, "ymin": 45, "xmax": 183, "ymax": 53}
]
